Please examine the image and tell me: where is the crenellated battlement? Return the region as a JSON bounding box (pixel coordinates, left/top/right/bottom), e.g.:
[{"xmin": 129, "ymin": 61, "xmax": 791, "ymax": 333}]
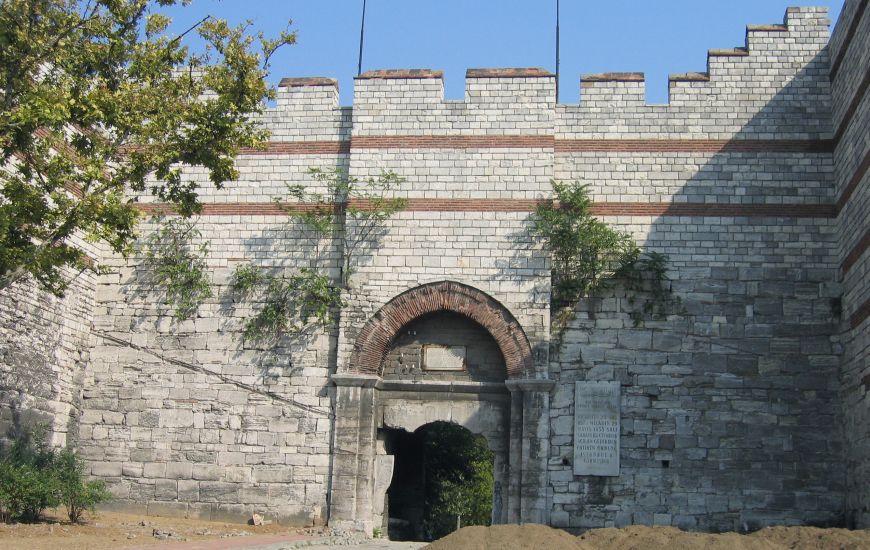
[
  {"xmin": 270, "ymin": 8, "xmax": 830, "ymax": 137},
  {"xmin": 580, "ymin": 73, "xmax": 645, "ymax": 107}
]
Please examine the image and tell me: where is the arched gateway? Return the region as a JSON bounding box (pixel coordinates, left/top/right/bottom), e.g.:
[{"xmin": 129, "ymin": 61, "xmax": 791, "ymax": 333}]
[{"xmin": 329, "ymin": 281, "xmax": 554, "ymax": 533}]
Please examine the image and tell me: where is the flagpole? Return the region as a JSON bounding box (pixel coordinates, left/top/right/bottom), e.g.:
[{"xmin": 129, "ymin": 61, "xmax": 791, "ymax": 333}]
[
  {"xmin": 357, "ymin": 0, "xmax": 367, "ymax": 76},
  {"xmin": 556, "ymin": 0, "xmax": 560, "ymax": 103}
]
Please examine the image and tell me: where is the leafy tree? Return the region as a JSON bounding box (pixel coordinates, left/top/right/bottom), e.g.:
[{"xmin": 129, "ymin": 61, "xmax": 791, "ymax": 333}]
[
  {"xmin": 0, "ymin": 0, "xmax": 295, "ymax": 296},
  {"xmin": 231, "ymin": 167, "xmax": 406, "ymax": 343},
  {"xmin": 531, "ymin": 181, "xmax": 674, "ymax": 328},
  {"xmin": 420, "ymin": 422, "xmax": 493, "ymax": 540}
]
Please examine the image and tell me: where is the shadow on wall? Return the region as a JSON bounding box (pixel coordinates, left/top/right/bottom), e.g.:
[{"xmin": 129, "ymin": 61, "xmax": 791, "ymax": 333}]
[{"xmin": 548, "ymin": 46, "xmax": 845, "ymax": 532}]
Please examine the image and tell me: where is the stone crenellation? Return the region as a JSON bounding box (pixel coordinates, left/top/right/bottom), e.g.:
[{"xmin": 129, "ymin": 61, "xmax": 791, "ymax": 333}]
[{"xmin": 1, "ymin": 0, "xmax": 869, "ymax": 534}]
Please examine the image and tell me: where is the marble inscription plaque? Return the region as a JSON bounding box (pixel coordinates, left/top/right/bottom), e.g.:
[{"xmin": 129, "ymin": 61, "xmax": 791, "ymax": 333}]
[
  {"xmin": 574, "ymin": 381, "xmax": 620, "ymax": 476},
  {"xmin": 423, "ymin": 345, "xmax": 466, "ymax": 371}
]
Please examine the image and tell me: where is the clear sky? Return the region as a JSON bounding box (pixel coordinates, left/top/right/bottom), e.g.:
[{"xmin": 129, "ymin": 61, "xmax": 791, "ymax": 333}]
[{"xmin": 159, "ymin": 0, "xmax": 846, "ymax": 106}]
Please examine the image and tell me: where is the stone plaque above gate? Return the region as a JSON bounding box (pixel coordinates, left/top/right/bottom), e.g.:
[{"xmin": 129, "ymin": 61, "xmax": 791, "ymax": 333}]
[
  {"xmin": 574, "ymin": 381, "xmax": 620, "ymax": 476},
  {"xmin": 423, "ymin": 345, "xmax": 466, "ymax": 371}
]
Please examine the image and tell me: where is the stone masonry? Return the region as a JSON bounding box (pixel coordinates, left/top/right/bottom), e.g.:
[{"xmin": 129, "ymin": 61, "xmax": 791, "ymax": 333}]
[{"xmin": 0, "ymin": 0, "xmax": 869, "ymax": 534}]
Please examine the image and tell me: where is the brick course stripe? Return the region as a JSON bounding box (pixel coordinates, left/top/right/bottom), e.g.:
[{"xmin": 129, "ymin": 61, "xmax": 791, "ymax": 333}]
[
  {"xmin": 829, "ymin": 0, "xmax": 869, "ymax": 82},
  {"xmin": 837, "ymin": 145, "xmax": 870, "ymax": 211},
  {"xmin": 556, "ymin": 139, "xmax": 833, "ymax": 153},
  {"xmin": 137, "ymin": 200, "xmax": 837, "ymax": 218},
  {"xmin": 590, "ymin": 203, "xmax": 837, "ymax": 217},
  {"xmin": 833, "ymin": 61, "xmax": 870, "ymax": 145},
  {"xmin": 233, "ymin": 138, "xmax": 836, "ymax": 155},
  {"xmin": 842, "ymin": 227, "xmax": 870, "ymax": 275},
  {"xmin": 851, "ymin": 295, "xmax": 870, "ymax": 330},
  {"xmin": 238, "ymin": 141, "xmax": 350, "ymax": 155},
  {"xmin": 351, "ymin": 136, "xmax": 555, "ymax": 149}
]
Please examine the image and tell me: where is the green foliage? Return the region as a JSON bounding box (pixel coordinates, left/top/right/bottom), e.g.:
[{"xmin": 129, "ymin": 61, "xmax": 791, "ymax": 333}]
[
  {"xmin": 420, "ymin": 422, "xmax": 493, "ymax": 540},
  {"xmin": 231, "ymin": 167, "xmax": 405, "ymax": 343},
  {"xmin": 0, "ymin": 424, "xmax": 109, "ymax": 524},
  {"xmin": 143, "ymin": 216, "xmax": 213, "ymax": 320},
  {"xmin": 232, "ymin": 266, "xmax": 341, "ymax": 343},
  {"xmin": 0, "ymin": 461, "xmax": 58, "ymax": 523},
  {"xmin": 288, "ymin": 167, "xmax": 407, "ymax": 288},
  {"xmin": 616, "ymin": 250, "xmax": 677, "ymax": 324},
  {"xmin": 54, "ymin": 448, "xmax": 111, "ymax": 524},
  {"xmin": 0, "ymin": 0, "xmax": 295, "ymax": 296},
  {"xmin": 532, "ymin": 181, "xmax": 676, "ymax": 328}
]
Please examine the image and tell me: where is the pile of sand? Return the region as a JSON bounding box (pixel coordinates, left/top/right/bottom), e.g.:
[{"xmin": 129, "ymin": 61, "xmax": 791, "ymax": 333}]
[{"xmin": 423, "ymin": 523, "xmax": 870, "ymax": 550}]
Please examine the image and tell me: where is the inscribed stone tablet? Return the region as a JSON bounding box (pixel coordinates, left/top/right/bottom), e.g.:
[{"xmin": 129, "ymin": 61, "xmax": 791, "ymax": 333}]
[
  {"xmin": 573, "ymin": 381, "xmax": 620, "ymax": 476},
  {"xmin": 423, "ymin": 345, "xmax": 466, "ymax": 371}
]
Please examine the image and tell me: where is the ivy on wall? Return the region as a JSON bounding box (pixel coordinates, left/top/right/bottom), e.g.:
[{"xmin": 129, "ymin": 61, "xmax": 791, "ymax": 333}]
[
  {"xmin": 531, "ymin": 181, "xmax": 678, "ymax": 330},
  {"xmin": 230, "ymin": 167, "xmax": 407, "ymax": 343},
  {"xmin": 142, "ymin": 216, "xmax": 213, "ymax": 320}
]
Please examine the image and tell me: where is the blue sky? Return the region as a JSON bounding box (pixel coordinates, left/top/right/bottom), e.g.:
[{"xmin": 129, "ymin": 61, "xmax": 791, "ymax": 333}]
[{"xmin": 160, "ymin": 1, "xmax": 845, "ymax": 105}]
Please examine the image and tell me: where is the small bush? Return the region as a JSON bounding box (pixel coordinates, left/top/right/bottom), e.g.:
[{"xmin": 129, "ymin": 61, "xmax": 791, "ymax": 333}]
[
  {"xmin": 55, "ymin": 448, "xmax": 111, "ymax": 523},
  {"xmin": 0, "ymin": 425, "xmax": 110, "ymax": 523},
  {"xmin": 0, "ymin": 461, "xmax": 59, "ymax": 522}
]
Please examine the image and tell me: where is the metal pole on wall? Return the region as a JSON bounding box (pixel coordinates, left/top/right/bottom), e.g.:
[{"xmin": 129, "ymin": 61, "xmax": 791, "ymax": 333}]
[
  {"xmin": 357, "ymin": 0, "xmax": 367, "ymax": 76},
  {"xmin": 556, "ymin": 0, "xmax": 560, "ymax": 103}
]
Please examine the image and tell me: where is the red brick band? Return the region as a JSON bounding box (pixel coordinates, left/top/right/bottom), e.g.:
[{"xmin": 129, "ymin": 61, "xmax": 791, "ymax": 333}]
[
  {"xmin": 669, "ymin": 72, "xmax": 710, "ymax": 83},
  {"xmin": 746, "ymin": 24, "xmax": 788, "ymax": 32},
  {"xmin": 556, "ymin": 139, "xmax": 833, "ymax": 153},
  {"xmin": 351, "ymin": 136, "xmax": 554, "ymax": 149},
  {"xmin": 238, "ymin": 141, "xmax": 350, "ymax": 155},
  {"xmin": 232, "ymin": 138, "xmax": 837, "ymax": 155},
  {"xmin": 833, "ymin": 61, "xmax": 870, "ymax": 145},
  {"xmin": 348, "ymin": 281, "xmax": 534, "ymax": 378},
  {"xmin": 138, "ymin": 200, "xmax": 836, "ymax": 218},
  {"xmin": 851, "ymin": 295, "xmax": 870, "ymax": 330},
  {"xmin": 829, "ymin": 0, "xmax": 869, "ymax": 82},
  {"xmin": 357, "ymin": 69, "xmax": 443, "ymax": 80},
  {"xmin": 837, "ymin": 146, "xmax": 870, "ymax": 211},
  {"xmin": 708, "ymin": 48, "xmax": 749, "ymax": 58},
  {"xmin": 279, "ymin": 77, "xmax": 337, "ymax": 87},
  {"xmin": 589, "ymin": 203, "xmax": 836, "ymax": 218},
  {"xmin": 581, "ymin": 72, "xmax": 645, "ymax": 82},
  {"xmin": 466, "ymin": 68, "xmax": 553, "ymax": 78},
  {"xmin": 843, "ymin": 228, "xmax": 870, "ymax": 275}
]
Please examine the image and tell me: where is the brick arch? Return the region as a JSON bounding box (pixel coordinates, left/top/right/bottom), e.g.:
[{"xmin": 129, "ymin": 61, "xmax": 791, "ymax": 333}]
[{"xmin": 349, "ymin": 281, "xmax": 534, "ymax": 378}]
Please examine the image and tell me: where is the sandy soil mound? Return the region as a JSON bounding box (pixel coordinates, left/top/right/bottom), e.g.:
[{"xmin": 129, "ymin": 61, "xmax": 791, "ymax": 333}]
[
  {"xmin": 424, "ymin": 523, "xmax": 870, "ymax": 550},
  {"xmin": 424, "ymin": 524, "xmax": 586, "ymax": 550}
]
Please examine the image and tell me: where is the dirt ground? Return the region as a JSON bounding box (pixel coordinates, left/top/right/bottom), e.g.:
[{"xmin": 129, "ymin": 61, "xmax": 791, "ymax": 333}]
[
  {"xmin": 5, "ymin": 514, "xmax": 870, "ymax": 550},
  {"xmin": 423, "ymin": 523, "xmax": 870, "ymax": 550},
  {"xmin": 0, "ymin": 508, "xmax": 308, "ymax": 550}
]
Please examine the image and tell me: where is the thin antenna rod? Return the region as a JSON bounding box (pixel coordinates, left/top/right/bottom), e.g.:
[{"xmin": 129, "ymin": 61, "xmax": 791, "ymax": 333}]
[
  {"xmin": 357, "ymin": 0, "xmax": 367, "ymax": 76},
  {"xmin": 556, "ymin": 0, "xmax": 560, "ymax": 103}
]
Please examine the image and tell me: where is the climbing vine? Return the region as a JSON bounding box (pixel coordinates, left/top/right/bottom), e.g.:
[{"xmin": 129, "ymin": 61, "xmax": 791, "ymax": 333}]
[
  {"xmin": 231, "ymin": 167, "xmax": 406, "ymax": 343},
  {"xmin": 143, "ymin": 216, "xmax": 213, "ymax": 320},
  {"xmin": 531, "ymin": 181, "xmax": 677, "ymax": 330}
]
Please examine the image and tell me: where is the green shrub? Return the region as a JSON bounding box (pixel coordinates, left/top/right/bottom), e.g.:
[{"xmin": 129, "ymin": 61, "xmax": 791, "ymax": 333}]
[
  {"xmin": 55, "ymin": 448, "xmax": 111, "ymax": 523},
  {"xmin": 0, "ymin": 426, "xmax": 110, "ymax": 523},
  {"xmin": 0, "ymin": 455, "xmax": 60, "ymax": 522}
]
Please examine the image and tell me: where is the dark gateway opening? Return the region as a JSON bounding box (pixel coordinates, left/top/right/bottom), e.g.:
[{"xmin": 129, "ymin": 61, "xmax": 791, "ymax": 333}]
[{"xmin": 382, "ymin": 421, "xmax": 495, "ymax": 541}]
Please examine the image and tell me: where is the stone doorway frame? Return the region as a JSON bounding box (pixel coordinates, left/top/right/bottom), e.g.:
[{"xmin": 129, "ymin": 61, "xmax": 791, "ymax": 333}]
[{"xmin": 328, "ymin": 281, "xmax": 553, "ymax": 532}]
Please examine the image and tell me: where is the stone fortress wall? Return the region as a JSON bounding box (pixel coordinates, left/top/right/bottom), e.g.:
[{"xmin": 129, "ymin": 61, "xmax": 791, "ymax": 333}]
[
  {"xmin": 830, "ymin": 0, "xmax": 870, "ymax": 530},
  {"xmin": 0, "ymin": 0, "xmax": 868, "ymax": 533}
]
